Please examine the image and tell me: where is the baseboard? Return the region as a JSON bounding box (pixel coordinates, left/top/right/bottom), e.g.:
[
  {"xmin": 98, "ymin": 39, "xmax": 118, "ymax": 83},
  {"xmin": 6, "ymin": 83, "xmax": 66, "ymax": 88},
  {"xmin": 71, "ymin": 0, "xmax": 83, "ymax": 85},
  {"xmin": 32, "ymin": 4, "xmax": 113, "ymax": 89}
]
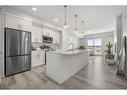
[
  {"xmin": 32, "ymin": 64, "xmax": 45, "ymax": 68},
  {"xmin": 0, "ymin": 75, "xmax": 5, "ymax": 78}
]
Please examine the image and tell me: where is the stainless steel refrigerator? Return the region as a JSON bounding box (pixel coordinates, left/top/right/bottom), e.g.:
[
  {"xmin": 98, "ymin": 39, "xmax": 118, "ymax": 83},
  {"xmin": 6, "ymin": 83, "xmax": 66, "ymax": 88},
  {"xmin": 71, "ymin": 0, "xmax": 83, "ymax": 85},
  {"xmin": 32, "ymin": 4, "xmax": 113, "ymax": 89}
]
[{"xmin": 5, "ymin": 28, "xmax": 31, "ymax": 76}]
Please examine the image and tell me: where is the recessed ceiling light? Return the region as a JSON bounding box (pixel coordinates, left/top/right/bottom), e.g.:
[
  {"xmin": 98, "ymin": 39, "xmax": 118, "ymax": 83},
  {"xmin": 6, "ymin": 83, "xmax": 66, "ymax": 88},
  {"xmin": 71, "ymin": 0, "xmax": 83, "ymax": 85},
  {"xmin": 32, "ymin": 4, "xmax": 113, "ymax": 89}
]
[
  {"xmin": 32, "ymin": 8, "xmax": 37, "ymax": 11},
  {"xmin": 54, "ymin": 18, "xmax": 58, "ymax": 22}
]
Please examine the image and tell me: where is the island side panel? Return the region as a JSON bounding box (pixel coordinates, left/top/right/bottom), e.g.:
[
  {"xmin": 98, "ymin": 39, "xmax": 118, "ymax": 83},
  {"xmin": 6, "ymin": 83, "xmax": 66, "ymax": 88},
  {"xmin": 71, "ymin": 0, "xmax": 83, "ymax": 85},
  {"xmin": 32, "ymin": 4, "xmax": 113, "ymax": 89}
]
[
  {"xmin": 60, "ymin": 52, "xmax": 89, "ymax": 83},
  {"xmin": 46, "ymin": 51, "xmax": 89, "ymax": 84},
  {"xmin": 46, "ymin": 53, "xmax": 62, "ymax": 83}
]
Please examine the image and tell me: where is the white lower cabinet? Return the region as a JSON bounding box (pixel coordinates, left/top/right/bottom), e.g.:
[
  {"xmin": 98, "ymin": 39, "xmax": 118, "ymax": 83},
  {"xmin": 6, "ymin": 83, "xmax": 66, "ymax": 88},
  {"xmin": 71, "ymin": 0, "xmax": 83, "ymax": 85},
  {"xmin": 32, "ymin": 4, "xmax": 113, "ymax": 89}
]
[{"xmin": 32, "ymin": 50, "xmax": 45, "ymax": 67}]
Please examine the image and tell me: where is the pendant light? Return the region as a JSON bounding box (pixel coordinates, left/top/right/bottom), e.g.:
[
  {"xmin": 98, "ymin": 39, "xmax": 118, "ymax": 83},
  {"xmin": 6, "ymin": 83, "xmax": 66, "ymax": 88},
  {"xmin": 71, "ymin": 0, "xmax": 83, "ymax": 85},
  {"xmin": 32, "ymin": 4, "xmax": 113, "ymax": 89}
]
[
  {"xmin": 82, "ymin": 20, "xmax": 84, "ymax": 34},
  {"xmin": 75, "ymin": 15, "xmax": 78, "ymax": 33},
  {"xmin": 64, "ymin": 5, "xmax": 67, "ymax": 29}
]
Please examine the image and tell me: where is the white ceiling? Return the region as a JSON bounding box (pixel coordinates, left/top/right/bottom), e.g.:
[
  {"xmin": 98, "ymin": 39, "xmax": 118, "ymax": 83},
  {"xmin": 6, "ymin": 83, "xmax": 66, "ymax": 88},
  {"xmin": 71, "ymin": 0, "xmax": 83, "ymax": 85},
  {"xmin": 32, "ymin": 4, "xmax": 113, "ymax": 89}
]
[{"xmin": 12, "ymin": 6, "xmax": 125, "ymax": 33}]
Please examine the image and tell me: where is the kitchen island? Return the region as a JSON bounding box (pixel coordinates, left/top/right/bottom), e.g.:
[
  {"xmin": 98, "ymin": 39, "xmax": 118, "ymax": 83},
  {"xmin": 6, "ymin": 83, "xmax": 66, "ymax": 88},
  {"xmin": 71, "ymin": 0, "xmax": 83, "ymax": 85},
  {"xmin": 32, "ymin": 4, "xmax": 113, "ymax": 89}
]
[{"xmin": 46, "ymin": 50, "xmax": 90, "ymax": 84}]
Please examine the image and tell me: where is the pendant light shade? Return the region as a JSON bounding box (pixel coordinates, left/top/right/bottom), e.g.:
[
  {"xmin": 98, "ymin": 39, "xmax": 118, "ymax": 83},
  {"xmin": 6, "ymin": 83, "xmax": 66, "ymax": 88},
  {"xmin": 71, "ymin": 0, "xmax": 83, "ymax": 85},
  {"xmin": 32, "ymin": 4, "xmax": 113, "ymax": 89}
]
[
  {"xmin": 64, "ymin": 5, "xmax": 67, "ymax": 29},
  {"xmin": 75, "ymin": 15, "xmax": 78, "ymax": 33},
  {"xmin": 82, "ymin": 21, "xmax": 84, "ymax": 34}
]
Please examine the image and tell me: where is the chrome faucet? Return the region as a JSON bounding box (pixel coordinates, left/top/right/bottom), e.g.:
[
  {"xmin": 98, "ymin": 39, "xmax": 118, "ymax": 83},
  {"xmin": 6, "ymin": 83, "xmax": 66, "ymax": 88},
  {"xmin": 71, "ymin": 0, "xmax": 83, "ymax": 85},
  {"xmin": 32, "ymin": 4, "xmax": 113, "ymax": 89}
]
[{"xmin": 69, "ymin": 43, "xmax": 74, "ymax": 51}]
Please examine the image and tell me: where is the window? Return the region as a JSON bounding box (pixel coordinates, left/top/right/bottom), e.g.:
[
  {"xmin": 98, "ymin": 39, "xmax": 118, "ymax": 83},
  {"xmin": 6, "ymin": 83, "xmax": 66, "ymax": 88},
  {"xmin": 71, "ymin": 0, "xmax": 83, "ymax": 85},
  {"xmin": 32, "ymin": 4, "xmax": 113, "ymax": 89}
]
[
  {"xmin": 87, "ymin": 40, "xmax": 94, "ymax": 46},
  {"xmin": 87, "ymin": 39, "xmax": 102, "ymax": 46},
  {"xmin": 94, "ymin": 39, "xmax": 101, "ymax": 46}
]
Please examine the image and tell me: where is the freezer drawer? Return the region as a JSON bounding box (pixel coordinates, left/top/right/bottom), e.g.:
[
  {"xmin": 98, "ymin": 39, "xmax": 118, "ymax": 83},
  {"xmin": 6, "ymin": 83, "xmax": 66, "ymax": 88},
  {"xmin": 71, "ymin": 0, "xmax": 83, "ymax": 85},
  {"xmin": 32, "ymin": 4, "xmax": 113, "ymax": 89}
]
[
  {"xmin": 5, "ymin": 55, "xmax": 31, "ymax": 76},
  {"xmin": 22, "ymin": 55, "xmax": 31, "ymax": 71},
  {"xmin": 5, "ymin": 56, "xmax": 22, "ymax": 76}
]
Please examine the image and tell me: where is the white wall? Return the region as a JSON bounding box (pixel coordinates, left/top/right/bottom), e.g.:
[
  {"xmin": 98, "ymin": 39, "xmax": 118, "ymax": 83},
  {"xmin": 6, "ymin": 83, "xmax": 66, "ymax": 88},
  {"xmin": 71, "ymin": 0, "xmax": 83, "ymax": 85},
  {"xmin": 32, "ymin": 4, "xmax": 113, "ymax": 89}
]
[
  {"xmin": 122, "ymin": 8, "xmax": 127, "ymax": 36},
  {"xmin": 62, "ymin": 31, "xmax": 79, "ymax": 50},
  {"xmin": 0, "ymin": 7, "xmax": 5, "ymax": 76},
  {"xmin": 116, "ymin": 14, "xmax": 123, "ymax": 57},
  {"xmin": 0, "ymin": 8, "xmax": 2, "ymax": 76}
]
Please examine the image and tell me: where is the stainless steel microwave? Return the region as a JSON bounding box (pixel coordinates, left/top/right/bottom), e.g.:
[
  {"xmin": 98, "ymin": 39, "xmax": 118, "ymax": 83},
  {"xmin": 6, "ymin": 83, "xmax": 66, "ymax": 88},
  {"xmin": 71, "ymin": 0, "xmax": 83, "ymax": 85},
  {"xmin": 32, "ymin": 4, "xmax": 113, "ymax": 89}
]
[{"xmin": 42, "ymin": 35, "xmax": 53, "ymax": 43}]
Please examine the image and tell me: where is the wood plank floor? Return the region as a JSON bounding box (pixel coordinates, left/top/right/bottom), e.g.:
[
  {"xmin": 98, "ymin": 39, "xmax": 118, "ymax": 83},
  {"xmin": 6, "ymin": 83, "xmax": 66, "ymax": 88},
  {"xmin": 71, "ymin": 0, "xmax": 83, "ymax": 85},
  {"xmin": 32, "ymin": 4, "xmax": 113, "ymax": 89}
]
[{"xmin": 0, "ymin": 56, "xmax": 127, "ymax": 89}]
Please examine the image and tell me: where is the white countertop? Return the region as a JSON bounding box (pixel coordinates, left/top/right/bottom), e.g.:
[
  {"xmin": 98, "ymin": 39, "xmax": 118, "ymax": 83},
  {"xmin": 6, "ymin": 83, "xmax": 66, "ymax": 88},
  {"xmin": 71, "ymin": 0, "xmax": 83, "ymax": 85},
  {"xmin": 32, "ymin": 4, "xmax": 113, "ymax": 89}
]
[{"xmin": 48, "ymin": 49, "xmax": 93, "ymax": 55}]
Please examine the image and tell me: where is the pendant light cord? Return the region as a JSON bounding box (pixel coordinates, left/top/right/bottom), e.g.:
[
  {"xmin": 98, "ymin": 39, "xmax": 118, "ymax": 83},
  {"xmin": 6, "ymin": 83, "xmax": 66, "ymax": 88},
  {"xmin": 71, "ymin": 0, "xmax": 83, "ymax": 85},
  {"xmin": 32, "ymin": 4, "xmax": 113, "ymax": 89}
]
[
  {"xmin": 75, "ymin": 15, "xmax": 78, "ymax": 31},
  {"xmin": 82, "ymin": 21, "xmax": 84, "ymax": 34},
  {"xmin": 64, "ymin": 5, "xmax": 67, "ymax": 26}
]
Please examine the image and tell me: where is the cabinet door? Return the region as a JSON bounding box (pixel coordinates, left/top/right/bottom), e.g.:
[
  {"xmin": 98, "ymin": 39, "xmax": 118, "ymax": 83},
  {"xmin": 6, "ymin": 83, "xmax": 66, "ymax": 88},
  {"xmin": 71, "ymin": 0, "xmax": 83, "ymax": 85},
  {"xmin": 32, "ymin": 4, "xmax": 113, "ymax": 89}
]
[
  {"xmin": 53, "ymin": 31, "xmax": 57, "ymax": 44},
  {"xmin": 32, "ymin": 26, "xmax": 42, "ymax": 43},
  {"xmin": 53, "ymin": 32, "xmax": 60, "ymax": 44},
  {"xmin": 43, "ymin": 28, "xmax": 50, "ymax": 36},
  {"xmin": 5, "ymin": 14, "xmax": 32, "ymax": 31},
  {"xmin": 57, "ymin": 32, "xmax": 60, "ymax": 44},
  {"xmin": 32, "ymin": 50, "xmax": 44, "ymax": 67},
  {"xmin": 5, "ymin": 14, "xmax": 20, "ymax": 29},
  {"xmin": 32, "ymin": 51, "xmax": 37, "ymax": 67},
  {"xmin": 41, "ymin": 51, "xmax": 45, "ymax": 65},
  {"xmin": 37, "ymin": 51, "xmax": 45, "ymax": 65},
  {"xmin": 31, "ymin": 27, "xmax": 37, "ymax": 42},
  {"xmin": 55, "ymin": 32, "xmax": 59, "ymax": 44},
  {"xmin": 37, "ymin": 28, "xmax": 43, "ymax": 43},
  {"xmin": 21, "ymin": 19, "xmax": 32, "ymax": 32}
]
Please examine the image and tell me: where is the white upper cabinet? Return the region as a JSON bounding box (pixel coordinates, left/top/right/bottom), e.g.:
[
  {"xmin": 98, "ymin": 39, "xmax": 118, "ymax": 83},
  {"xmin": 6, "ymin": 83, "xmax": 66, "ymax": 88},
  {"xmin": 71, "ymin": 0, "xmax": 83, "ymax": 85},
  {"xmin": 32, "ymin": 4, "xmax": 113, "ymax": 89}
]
[
  {"xmin": 56, "ymin": 32, "xmax": 60, "ymax": 44},
  {"xmin": 5, "ymin": 14, "xmax": 21, "ymax": 29},
  {"xmin": 52, "ymin": 31, "xmax": 57, "ymax": 44},
  {"xmin": 21, "ymin": 19, "xmax": 32, "ymax": 32},
  {"xmin": 32, "ymin": 26, "xmax": 43, "ymax": 43},
  {"xmin": 52, "ymin": 31, "xmax": 60, "ymax": 44},
  {"xmin": 43, "ymin": 28, "xmax": 52, "ymax": 36},
  {"xmin": 5, "ymin": 13, "xmax": 32, "ymax": 32}
]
